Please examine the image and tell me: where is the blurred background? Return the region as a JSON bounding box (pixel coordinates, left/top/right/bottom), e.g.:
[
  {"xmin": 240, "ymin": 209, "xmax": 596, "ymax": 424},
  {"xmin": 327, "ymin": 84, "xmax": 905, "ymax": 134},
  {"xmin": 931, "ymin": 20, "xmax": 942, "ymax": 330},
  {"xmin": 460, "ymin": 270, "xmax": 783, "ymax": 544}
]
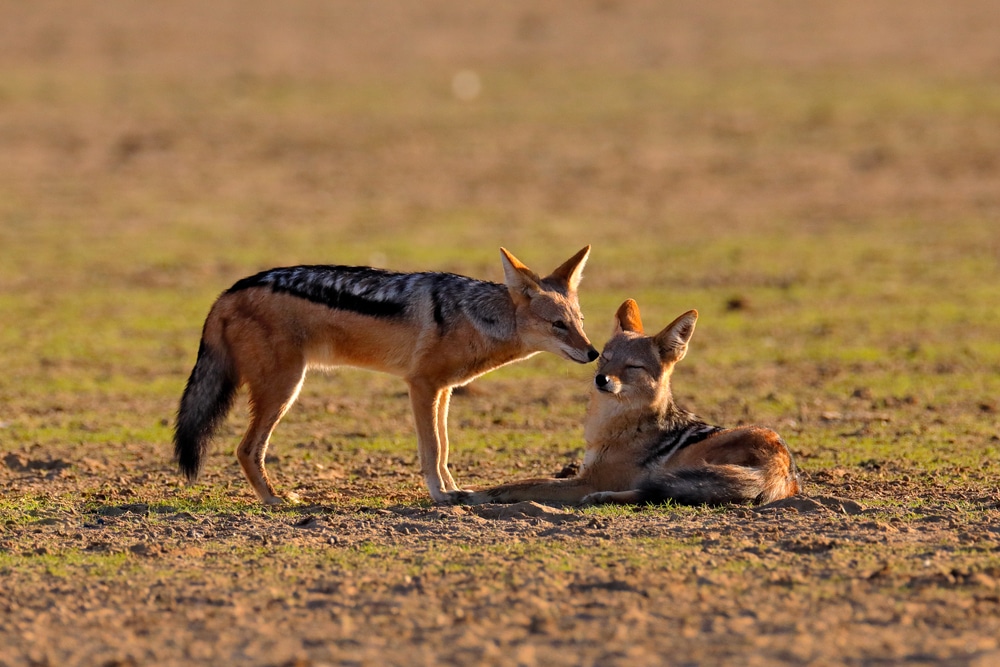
[{"xmin": 3, "ymin": 1, "xmax": 997, "ymax": 266}]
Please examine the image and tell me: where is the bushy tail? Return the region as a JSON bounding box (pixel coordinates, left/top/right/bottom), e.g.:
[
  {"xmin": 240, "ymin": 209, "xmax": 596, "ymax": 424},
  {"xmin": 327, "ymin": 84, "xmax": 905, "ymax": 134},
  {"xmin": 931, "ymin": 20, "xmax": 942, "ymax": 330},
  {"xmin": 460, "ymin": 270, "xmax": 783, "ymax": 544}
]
[
  {"xmin": 639, "ymin": 461, "xmax": 798, "ymax": 506},
  {"xmin": 173, "ymin": 339, "xmax": 238, "ymax": 481}
]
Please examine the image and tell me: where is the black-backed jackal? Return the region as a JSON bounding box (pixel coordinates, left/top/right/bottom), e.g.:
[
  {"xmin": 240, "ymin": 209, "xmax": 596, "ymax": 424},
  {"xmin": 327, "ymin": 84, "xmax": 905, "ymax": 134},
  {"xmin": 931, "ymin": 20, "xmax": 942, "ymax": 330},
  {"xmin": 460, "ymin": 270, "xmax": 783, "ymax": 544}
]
[
  {"xmin": 462, "ymin": 299, "xmax": 801, "ymax": 506},
  {"xmin": 173, "ymin": 247, "xmax": 598, "ymax": 505}
]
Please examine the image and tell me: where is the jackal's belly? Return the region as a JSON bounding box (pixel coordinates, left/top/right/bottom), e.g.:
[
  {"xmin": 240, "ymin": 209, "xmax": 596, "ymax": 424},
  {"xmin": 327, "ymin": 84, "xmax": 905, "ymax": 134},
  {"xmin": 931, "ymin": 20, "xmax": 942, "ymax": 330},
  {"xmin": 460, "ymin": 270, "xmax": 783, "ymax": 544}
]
[
  {"xmin": 304, "ymin": 346, "xmax": 406, "ymax": 375},
  {"xmin": 302, "ymin": 322, "xmax": 419, "ymax": 377}
]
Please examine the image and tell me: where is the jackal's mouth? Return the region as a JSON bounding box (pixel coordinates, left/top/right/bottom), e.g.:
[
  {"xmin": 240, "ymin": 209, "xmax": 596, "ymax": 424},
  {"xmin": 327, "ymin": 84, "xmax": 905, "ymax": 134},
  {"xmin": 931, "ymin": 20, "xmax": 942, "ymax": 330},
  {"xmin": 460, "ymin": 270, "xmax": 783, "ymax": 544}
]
[{"xmin": 564, "ymin": 346, "xmax": 600, "ymax": 364}]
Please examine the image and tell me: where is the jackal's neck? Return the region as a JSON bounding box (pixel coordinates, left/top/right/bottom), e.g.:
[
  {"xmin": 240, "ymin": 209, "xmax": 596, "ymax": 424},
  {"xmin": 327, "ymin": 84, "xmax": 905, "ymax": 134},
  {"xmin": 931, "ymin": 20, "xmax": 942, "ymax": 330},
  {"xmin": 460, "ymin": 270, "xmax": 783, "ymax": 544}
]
[
  {"xmin": 648, "ymin": 375, "xmax": 708, "ymax": 430},
  {"xmin": 649, "ymin": 377, "xmax": 675, "ymax": 418},
  {"xmin": 462, "ymin": 282, "xmax": 520, "ymax": 342},
  {"xmin": 584, "ymin": 394, "xmax": 661, "ymax": 448},
  {"xmin": 583, "ymin": 377, "xmax": 703, "ymax": 450},
  {"xmin": 653, "ymin": 401, "xmax": 706, "ymax": 433}
]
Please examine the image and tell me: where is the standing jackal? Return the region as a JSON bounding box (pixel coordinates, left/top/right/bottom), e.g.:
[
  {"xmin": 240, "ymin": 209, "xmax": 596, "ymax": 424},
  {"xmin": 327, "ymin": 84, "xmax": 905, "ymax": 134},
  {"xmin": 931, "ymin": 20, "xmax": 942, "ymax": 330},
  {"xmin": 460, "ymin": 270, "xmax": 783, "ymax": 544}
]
[
  {"xmin": 462, "ymin": 299, "xmax": 801, "ymax": 506},
  {"xmin": 173, "ymin": 247, "xmax": 598, "ymax": 505}
]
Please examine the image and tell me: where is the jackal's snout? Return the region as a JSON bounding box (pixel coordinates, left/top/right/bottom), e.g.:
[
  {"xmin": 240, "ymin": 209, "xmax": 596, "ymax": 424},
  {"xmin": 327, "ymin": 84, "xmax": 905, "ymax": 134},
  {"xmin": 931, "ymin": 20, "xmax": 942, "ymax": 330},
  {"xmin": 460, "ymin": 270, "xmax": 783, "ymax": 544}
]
[
  {"xmin": 567, "ymin": 342, "xmax": 599, "ymax": 364},
  {"xmin": 558, "ymin": 327, "xmax": 598, "ymax": 364},
  {"xmin": 594, "ymin": 373, "xmax": 621, "ymax": 394},
  {"xmin": 560, "ymin": 344, "xmax": 599, "ymax": 364}
]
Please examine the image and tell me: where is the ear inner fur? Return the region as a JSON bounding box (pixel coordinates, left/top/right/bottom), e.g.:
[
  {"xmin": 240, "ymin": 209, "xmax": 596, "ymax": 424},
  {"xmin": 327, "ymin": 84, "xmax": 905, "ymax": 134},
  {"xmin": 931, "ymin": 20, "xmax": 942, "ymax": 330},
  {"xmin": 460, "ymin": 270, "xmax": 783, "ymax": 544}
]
[
  {"xmin": 654, "ymin": 309, "xmax": 698, "ymax": 358},
  {"xmin": 544, "ymin": 244, "xmax": 591, "ymax": 291},
  {"xmin": 499, "ymin": 247, "xmax": 542, "ymax": 299}
]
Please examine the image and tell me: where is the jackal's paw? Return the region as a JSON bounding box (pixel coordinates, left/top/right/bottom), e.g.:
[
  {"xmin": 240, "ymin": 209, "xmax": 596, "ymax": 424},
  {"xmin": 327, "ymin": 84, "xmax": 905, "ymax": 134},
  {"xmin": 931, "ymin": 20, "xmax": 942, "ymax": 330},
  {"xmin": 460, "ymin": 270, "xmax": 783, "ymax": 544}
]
[
  {"xmin": 579, "ymin": 491, "xmax": 614, "ymax": 506},
  {"xmin": 261, "ymin": 492, "xmax": 303, "ymax": 507},
  {"xmin": 434, "ymin": 489, "xmax": 484, "ymax": 505}
]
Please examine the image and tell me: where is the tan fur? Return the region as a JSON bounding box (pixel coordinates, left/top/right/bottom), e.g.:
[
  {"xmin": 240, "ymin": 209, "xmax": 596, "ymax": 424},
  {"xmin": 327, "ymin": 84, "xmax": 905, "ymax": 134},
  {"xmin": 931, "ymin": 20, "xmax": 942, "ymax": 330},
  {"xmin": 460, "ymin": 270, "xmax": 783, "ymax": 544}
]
[
  {"xmin": 175, "ymin": 247, "xmax": 598, "ymax": 505},
  {"xmin": 463, "ymin": 300, "xmax": 801, "ymax": 506}
]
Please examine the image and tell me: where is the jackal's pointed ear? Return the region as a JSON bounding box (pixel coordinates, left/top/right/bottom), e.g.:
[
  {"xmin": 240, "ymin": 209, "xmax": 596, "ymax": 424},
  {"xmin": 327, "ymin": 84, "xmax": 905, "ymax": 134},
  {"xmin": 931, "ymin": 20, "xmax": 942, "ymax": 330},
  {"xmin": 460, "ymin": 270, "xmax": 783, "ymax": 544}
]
[
  {"xmin": 500, "ymin": 247, "xmax": 542, "ymax": 300},
  {"xmin": 545, "ymin": 245, "xmax": 591, "ymax": 292},
  {"xmin": 613, "ymin": 299, "xmax": 644, "ymax": 335},
  {"xmin": 653, "ymin": 309, "xmax": 698, "ymax": 362}
]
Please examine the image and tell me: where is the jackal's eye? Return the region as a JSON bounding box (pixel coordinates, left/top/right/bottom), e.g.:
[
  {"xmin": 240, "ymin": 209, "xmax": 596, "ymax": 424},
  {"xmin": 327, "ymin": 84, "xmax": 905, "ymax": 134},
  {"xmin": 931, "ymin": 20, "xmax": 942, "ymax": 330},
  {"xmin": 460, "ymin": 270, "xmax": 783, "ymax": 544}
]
[
  {"xmin": 552, "ymin": 320, "xmax": 568, "ymax": 331},
  {"xmin": 625, "ymin": 364, "xmax": 647, "ymax": 374}
]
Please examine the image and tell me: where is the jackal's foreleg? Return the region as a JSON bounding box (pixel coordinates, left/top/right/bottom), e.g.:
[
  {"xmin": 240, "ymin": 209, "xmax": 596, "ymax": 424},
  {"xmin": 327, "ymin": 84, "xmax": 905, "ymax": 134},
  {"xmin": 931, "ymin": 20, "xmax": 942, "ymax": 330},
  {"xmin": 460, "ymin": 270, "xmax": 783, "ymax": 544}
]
[
  {"xmin": 579, "ymin": 489, "xmax": 645, "ymax": 505},
  {"xmin": 408, "ymin": 380, "xmax": 454, "ymax": 503},
  {"xmin": 459, "ymin": 477, "xmax": 598, "ymax": 505},
  {"xmin": 435, "ymin": 387, "xmax": 459, "ymax": 492}
]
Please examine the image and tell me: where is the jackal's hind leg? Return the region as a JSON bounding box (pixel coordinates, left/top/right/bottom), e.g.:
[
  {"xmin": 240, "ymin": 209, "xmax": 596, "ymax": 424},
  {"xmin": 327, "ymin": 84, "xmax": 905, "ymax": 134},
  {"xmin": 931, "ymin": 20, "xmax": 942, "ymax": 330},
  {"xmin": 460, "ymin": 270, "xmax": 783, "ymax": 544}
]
[{"xmin": 238, "ymin": 368, "xmax": 306, "ymax": 505}]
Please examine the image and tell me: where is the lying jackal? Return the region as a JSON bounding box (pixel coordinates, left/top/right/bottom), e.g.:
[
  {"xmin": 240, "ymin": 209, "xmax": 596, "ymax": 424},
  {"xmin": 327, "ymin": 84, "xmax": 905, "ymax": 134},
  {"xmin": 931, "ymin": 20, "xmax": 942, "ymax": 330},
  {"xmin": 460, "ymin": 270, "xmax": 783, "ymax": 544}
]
[
  {"xmin": 173, "ymin": 247, "xmax": 598, "ymax": 505},
  {"xmin": 463, "ymin": 299, "xmax": 801, "ymax": 506}
]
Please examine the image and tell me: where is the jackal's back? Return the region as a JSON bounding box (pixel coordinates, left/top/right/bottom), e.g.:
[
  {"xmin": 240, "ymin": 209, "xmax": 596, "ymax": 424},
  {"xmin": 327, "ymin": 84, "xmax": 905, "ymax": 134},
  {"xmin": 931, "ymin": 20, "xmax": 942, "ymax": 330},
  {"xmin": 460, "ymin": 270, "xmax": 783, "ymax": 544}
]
[{"xmin": 225, "ymin": 265, "xmax": 515, "ymax": 338}]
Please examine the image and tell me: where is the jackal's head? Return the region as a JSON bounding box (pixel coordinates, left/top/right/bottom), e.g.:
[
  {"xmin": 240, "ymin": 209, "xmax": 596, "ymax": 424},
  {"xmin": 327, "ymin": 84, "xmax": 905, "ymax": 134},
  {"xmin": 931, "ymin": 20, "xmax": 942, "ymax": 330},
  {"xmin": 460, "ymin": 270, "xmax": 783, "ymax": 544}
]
[
  {"xmin": 500, "ymin": 246, "xmax": 598, "ymax": 364},
  {"xmin": 592, "ymin": 299, "xmax": 698, "ymax": 410}
]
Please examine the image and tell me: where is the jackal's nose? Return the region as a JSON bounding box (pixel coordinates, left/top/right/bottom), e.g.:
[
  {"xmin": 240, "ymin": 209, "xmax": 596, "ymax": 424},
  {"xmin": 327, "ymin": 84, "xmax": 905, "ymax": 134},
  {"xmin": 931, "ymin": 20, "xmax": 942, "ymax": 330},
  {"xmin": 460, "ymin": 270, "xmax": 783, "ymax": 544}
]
[
  {"xmin": 587, "ymin": 348, "xmax": 599, "ymax": 362},
  {"xmin": 595, "ymin": 374, "xmax": 610, "ymax": 389}
]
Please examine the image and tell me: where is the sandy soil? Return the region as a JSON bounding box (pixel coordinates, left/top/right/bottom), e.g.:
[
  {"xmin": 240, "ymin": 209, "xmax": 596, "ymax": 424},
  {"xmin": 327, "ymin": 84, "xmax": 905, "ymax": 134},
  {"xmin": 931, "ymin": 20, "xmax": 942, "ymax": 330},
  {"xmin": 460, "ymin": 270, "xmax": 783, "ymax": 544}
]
[{"xmin": 3, "ymin": 438, "xmax": 1000, "ymax": 666}]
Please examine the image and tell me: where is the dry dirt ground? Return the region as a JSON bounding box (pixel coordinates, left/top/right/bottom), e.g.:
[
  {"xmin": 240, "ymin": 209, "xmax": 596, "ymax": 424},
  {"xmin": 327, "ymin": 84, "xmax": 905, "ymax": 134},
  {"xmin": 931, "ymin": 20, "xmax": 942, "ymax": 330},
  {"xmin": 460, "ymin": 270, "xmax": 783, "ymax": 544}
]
[
  {"xmin": 3, "ymin": 448, "xmax": 1000, "ymax": 667},
  {"xmin": 2, "ymin": 2, "xmax": 1000, "ymax": 666}
]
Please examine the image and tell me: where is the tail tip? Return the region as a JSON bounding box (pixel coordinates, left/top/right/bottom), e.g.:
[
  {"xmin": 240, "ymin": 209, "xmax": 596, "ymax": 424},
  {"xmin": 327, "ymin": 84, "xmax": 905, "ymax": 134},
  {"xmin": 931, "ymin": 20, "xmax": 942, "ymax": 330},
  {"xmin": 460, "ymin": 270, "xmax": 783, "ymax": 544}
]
[
  {"xmin": 177, "ymin": 463, "xmax": 203, "ymax": 485},
  {"xmin": 173, "ymin": 435, "xmax": 203, "ymax": 483}
]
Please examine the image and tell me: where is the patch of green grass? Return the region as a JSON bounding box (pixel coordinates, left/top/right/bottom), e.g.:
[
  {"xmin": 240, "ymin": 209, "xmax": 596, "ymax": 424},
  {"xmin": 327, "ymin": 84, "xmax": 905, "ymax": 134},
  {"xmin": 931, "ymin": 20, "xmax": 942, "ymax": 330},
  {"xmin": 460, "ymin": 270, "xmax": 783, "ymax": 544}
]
[
  {"xmin": 151, "ymin": 489, "xmax": 270, "ymax": 516},
  {"xmin": 0, "ymin": 494, "xmax": 69, "ymax": 525},
  {"xmin": 0, "ymin": 549, "xmax": 136, "ymax": 579}
]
